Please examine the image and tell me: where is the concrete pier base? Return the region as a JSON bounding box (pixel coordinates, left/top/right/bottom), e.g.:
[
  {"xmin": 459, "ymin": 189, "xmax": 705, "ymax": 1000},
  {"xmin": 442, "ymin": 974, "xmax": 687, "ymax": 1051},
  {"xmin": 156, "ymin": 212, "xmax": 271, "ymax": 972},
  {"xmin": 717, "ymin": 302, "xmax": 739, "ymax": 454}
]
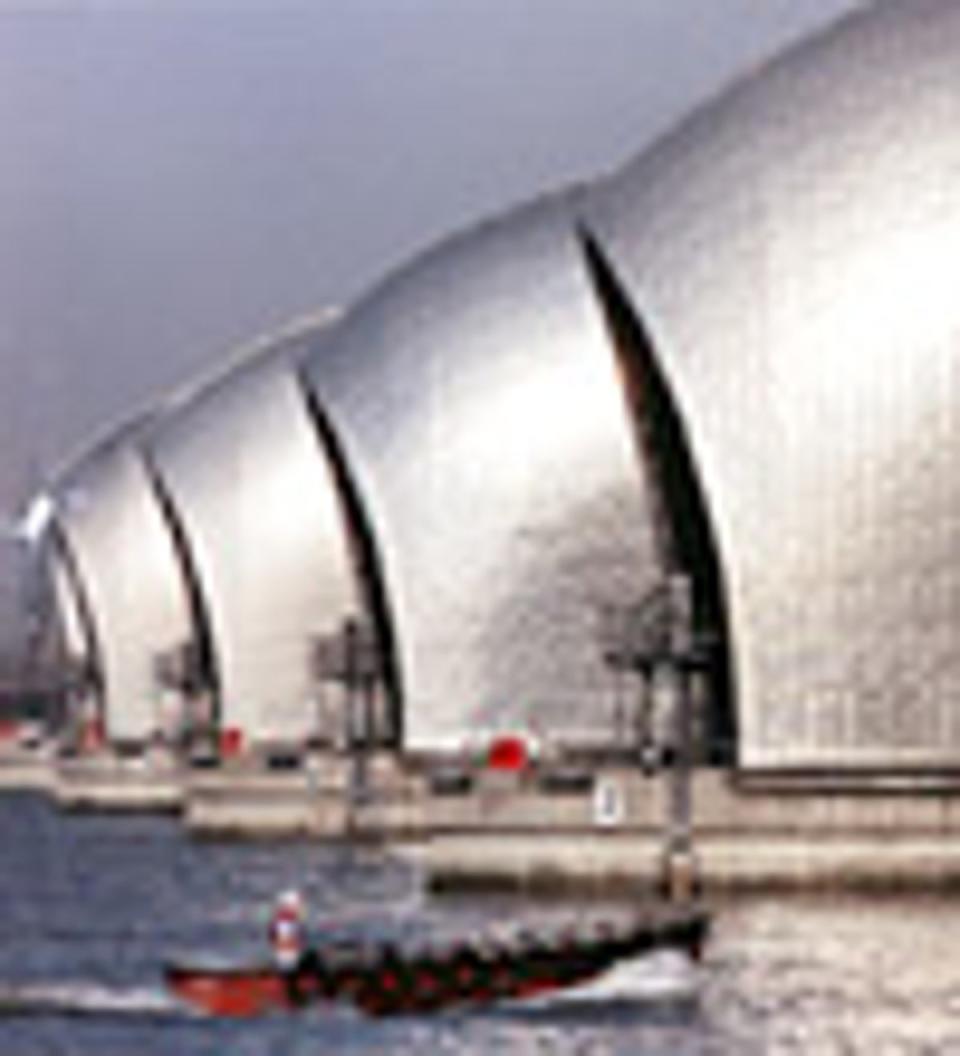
[
  {"xmin": 0, "ymin": 745, "xmax": 54, "ymax": 793},
  {"xmin": 413, "ymin": 829, "xmax": 960, "ymax": 894},
  {"xmin": 184, "ymin": 765, "xmax": 329, "ymax": 838},
  {"xmin": 24, "ymin": 748, "xmax": 960, "ymax": 891},
  {"xmin": 407, "ymin": 767, "xmax": 960, "ymax": 893},
  {"xmin": 54, "ymin": 752, "xmax": 183, "ymax": 812},
  {"xmin": 183, "ymin": 752, "xmax": 423, "ymax": 839}
]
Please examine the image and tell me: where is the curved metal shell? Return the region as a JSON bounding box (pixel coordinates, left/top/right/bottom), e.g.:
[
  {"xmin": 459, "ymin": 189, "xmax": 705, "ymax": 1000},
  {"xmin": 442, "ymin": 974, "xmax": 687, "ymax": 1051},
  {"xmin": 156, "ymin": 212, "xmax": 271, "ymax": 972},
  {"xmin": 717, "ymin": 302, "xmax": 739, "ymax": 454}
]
[
  {"xmin": 305, "ymin": 191, "xmax": 662, "ymax": 751},
  {"xmin": 48, "ymin": 539, "xmax": 92, "ymax": 671},
  {"xmin": 585, "ymin": 0, "xmax": 960, "ymax": 768},
  {"xmin": 54, "ymin": 420, "xmax": 194, "ymax": 744},
  {"xmin": 147, "ymin": 329, "xmax": 359, "ymax": 746}
]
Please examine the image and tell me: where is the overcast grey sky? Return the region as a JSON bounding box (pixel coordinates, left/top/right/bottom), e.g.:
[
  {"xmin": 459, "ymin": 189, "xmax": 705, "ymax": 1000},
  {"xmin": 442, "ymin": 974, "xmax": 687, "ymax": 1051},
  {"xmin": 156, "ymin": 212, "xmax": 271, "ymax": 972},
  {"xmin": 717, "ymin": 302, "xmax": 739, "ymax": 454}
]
[{"xmin": 0, "ymin": 0, "xmax": 859, "ymax": 644}]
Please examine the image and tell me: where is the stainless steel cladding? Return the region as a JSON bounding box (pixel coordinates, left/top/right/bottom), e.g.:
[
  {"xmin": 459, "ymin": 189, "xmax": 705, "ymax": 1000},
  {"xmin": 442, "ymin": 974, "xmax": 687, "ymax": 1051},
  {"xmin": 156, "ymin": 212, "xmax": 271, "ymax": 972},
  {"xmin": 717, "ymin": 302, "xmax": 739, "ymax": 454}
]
[
  {"xmin": 55, "ymin": 421, "xmax": 194, "ymax": 744},
  {"xmin": 147, "ymin": 332, "xmax": 360, "ymax": 747},
  {"xmin": 19, "ymin": 493, "xmax": 92, "ymax": 674},
  {"xmin": 585, "ymin": 0, "xmax": 960, "ymax": 769},
  {"xmin": 305, "ymin": 191, "xmax": 662, "ymax": 751},
  {"xmin": 48, "ymin": 541, "xmax": 91, "ymax": 672}
]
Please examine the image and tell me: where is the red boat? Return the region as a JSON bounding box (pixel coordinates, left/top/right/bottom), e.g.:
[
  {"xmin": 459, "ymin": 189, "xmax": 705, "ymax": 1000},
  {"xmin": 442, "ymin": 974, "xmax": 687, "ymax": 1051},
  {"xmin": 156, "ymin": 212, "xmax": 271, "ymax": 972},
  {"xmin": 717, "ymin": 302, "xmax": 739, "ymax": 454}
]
[{"xmin": 166, "ymin": 905, "xmax": 709, "ymax": 1018}]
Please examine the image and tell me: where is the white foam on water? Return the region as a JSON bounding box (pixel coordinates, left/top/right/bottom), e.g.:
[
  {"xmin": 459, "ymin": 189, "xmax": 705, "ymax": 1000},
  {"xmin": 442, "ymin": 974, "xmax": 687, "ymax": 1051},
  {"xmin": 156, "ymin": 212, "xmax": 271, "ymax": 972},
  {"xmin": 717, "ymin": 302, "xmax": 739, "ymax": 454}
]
[
  {"xmin": 512, "ymin": 950, "xmax": 700, "ymax": 1011},
  {"xmin": 0, "ymin": 980, "xmax": 182, "ymax": 1018}
]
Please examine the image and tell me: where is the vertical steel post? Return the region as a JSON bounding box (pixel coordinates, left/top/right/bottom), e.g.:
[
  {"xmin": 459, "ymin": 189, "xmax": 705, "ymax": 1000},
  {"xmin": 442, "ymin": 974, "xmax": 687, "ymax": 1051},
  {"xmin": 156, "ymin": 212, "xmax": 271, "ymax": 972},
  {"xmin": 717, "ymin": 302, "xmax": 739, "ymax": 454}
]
[
  {"xmin": 663, "ymin": 572, "xmax": 698, "ymax": 902},
  {"xmin": 636, "ymin": 667, "xmax": 657, "ymax": 775},
  {"xmin": 343, "ymin": 619, "xmax": 370, "ymax": 816}
]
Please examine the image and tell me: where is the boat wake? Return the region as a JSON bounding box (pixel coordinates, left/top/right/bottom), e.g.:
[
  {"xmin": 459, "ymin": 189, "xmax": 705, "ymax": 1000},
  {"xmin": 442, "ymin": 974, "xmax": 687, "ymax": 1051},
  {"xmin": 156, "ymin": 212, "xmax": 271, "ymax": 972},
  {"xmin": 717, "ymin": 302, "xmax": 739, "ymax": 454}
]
[
  {"xmin": 505, "ymin": 950, "xmax": 700, "ymax": 1016},
  {"xmin": 0, "ymin": 981, "xmax": 184, "ymax": 1020}
]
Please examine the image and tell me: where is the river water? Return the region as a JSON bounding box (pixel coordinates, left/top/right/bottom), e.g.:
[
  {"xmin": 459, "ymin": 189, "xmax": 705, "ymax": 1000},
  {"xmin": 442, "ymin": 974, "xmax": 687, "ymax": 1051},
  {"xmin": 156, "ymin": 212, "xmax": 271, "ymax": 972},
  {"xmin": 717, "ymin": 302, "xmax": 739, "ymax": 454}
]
[{"xmin": 1, "ymin": 791, "xmax": 959, "ymax": 1054}]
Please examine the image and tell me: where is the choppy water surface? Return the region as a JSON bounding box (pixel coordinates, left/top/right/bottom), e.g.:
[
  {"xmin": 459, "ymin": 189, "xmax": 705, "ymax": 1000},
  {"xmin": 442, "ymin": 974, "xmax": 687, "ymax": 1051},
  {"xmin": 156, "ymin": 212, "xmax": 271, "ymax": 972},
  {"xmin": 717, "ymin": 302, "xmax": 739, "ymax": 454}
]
[{"xmin": 2, "ymin": 792, "xmax": 960, "ymax": 1054}]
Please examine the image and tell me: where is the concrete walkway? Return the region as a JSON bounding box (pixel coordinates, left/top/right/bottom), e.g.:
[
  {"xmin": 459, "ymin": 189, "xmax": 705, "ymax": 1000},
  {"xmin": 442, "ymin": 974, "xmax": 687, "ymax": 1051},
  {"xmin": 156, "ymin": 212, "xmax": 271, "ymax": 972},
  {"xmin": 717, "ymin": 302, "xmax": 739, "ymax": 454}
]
[
  {"xmin": 8, "ymin": 749, "xmax": 960, "ymax": 890},
  {"xmin": 408, "ymin": 768, "xmax": 960, "ymax": 892}
]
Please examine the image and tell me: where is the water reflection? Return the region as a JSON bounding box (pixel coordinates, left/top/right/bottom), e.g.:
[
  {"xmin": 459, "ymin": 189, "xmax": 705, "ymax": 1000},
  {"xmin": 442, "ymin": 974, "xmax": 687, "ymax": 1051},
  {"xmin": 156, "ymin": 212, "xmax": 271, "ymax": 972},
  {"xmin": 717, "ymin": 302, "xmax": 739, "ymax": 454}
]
[{"xmin": 705, "ymin": 895, "xmax": 960, "ymax": 1055}]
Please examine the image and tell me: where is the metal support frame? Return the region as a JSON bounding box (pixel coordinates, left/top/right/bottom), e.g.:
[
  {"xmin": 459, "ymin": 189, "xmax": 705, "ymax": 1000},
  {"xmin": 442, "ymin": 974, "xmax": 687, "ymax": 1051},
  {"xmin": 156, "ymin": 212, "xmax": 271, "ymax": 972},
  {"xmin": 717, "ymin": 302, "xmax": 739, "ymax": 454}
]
[
  {"xmin": 599, "ymin": 571, "xmax": 706, "ymax": 901},
  {"xmin": 313, "ymin": 618, "xmax": 382, "ymax": 816}
]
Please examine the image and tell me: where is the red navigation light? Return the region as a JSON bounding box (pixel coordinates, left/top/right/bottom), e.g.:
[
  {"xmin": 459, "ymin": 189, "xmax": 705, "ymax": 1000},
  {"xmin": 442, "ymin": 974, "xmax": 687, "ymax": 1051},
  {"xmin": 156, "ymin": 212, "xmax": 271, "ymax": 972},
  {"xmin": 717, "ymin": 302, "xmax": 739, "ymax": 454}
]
[
  {"xmin": 487, "ymin": 735, "xmax": 529, "ymax": 773},
  {"xmin": 80, "ymin": 716, "xmax": 105, "ymax": 753},
  {"xmin": 219, "ymin": 726, "xmax": 245, "ymax": 759}
]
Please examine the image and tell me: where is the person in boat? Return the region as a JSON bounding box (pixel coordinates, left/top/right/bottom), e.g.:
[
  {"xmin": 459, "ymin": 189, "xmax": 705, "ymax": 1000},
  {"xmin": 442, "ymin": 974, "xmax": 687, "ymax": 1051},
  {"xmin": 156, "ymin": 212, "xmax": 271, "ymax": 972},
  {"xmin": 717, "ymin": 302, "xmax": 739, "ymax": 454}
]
[
  {"xmin": 269, "ymin": 890, "xmax": 306, "ymax": 974},
  {"xmin": 269, "ymin": 888, "xmax": 335, "ymax": 1005}
]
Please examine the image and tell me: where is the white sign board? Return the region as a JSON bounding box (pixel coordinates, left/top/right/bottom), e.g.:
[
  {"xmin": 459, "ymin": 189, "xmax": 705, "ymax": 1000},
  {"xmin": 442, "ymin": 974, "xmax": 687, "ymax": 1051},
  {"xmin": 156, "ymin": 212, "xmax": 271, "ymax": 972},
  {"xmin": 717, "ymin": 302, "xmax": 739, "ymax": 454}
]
[{"xmin": 593, "ymin": 776, "xmax": 626, "ymax": 828}]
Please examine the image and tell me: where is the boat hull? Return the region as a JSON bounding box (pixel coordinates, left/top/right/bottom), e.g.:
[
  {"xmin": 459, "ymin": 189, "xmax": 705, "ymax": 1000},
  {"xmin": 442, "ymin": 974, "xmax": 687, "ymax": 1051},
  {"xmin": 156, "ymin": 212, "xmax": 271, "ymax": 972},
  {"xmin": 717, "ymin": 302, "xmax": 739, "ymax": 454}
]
[
  {"xmin": 166, "ymin": 907, "xmax": 708, "ymax": 1019},
  {"xmin": 166, "ymin": 964, "xmax": 289, "ymax": 1018}
]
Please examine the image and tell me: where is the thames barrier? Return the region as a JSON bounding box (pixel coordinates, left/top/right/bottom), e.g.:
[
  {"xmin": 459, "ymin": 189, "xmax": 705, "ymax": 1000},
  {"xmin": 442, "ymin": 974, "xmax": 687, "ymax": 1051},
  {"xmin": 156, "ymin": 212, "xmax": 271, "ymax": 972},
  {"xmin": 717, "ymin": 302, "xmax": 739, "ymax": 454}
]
[{"xmin": 8, "ymin": 0, "xmax": 960, "ymax": 900}]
